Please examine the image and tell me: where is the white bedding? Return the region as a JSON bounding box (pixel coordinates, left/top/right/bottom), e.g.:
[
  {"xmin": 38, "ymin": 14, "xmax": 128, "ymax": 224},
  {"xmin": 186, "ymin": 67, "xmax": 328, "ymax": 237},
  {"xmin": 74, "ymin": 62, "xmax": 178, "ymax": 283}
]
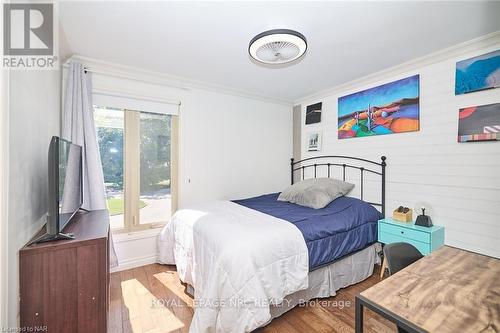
[{"xmin": 158, "ymin": 201, "xmax": 309, "ymax": 333}]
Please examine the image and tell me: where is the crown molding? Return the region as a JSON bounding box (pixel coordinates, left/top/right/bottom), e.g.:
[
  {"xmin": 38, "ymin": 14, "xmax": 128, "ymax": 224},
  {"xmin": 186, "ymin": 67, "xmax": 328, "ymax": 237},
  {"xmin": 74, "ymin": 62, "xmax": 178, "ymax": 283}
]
[
  {"xmin": 294, "ymin": 31, "xmax": 500, "ymax": 104},
  {"xmin": 65, "ymin": 31, "xmax": 500, "ymax": 108},
  {"xmin": 64, "ymin": 55, "xmax": 293, "ymax": 107}
]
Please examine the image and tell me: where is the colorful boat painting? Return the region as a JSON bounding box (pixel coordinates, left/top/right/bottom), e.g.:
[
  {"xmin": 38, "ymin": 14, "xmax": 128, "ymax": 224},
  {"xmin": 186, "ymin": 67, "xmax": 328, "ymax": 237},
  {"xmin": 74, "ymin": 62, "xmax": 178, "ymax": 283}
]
[
  {"xmin": 455, "ymin": 49, "xmax": 500, "ymax": 95},
  {"xmin": 458, "ymin": 103, "xmax": 500, "ymax": 142},
  {"xmin": 338, "ymin": 75, "xmax": 420, "ymax": 139}
]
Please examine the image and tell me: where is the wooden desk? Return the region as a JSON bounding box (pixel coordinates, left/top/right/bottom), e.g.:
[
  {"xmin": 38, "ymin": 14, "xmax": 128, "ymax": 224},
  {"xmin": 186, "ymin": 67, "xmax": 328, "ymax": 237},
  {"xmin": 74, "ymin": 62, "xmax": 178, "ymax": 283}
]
[{"xmin": 355, "ymin": 246, "xmax": 500, "ymax": 333}]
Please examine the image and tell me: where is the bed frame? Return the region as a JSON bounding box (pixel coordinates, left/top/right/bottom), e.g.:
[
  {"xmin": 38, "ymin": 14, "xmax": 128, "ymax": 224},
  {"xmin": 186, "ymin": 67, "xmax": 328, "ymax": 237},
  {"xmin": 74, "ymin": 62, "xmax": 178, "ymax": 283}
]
[{"xmin": 290, "ymin": 155, "xmax": 387, "ymax": 216}]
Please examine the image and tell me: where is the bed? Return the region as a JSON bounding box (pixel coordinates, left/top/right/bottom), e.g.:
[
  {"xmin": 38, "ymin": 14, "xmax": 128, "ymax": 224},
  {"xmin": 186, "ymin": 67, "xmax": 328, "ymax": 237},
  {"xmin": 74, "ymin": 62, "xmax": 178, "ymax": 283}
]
[{"xmin": 158, "ymin": 155, "xmax": 387, "ymax": 333}]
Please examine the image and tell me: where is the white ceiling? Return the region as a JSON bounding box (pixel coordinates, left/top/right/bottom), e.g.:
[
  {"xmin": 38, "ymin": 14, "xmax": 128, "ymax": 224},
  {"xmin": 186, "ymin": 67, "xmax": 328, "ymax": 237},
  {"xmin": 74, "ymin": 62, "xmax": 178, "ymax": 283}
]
[{"xmin": 59, "ymin": 1, "xmax": 500, "ymax": 102}]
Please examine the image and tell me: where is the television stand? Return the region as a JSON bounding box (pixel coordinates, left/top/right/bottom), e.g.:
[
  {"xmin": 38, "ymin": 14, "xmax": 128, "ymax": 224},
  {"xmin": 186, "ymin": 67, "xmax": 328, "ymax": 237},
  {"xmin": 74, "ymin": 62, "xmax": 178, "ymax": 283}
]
[{"xmin": 20, "ymin": 209, "xmax": 110, "ymax": 333}]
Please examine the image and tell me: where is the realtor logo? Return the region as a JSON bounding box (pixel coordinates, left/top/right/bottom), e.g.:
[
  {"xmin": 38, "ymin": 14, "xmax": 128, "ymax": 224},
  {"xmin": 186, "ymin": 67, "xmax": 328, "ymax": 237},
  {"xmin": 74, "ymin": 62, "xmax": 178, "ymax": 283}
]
[{"xmin": 2, "ymin": 3, "xmax": 57, "ymax": 69}]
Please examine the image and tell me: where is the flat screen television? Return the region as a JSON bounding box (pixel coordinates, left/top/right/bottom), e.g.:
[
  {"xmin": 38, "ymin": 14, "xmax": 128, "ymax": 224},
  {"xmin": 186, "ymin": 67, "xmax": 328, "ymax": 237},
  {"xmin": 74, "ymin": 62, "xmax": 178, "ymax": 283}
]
[{"xmin": 31, "ymin": 136, "xmax": 83, "ymax": 244}]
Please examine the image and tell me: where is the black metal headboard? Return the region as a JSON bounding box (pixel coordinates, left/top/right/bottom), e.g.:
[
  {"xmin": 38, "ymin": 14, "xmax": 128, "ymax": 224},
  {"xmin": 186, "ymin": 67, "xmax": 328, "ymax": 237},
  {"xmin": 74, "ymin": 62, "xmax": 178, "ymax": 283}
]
[{"xmin": 290, "ymin": 155, "xmax": 387, "ymax": 216}]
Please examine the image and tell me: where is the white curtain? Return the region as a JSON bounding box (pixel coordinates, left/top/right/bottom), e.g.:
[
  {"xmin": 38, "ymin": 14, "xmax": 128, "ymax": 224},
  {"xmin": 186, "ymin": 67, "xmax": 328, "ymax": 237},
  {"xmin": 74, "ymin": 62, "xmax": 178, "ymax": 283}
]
[{"xmin": 62, "ymin": 62, "xmax": 118, "ymax": 268}]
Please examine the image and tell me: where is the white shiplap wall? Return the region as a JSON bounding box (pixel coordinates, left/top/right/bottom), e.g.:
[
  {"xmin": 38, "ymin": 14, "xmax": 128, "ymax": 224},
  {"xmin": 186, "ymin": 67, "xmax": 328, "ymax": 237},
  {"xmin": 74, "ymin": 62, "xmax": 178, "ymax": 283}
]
[{"xmin": 297, "ymin": 34, "xmax": 500, "ymax": 258}]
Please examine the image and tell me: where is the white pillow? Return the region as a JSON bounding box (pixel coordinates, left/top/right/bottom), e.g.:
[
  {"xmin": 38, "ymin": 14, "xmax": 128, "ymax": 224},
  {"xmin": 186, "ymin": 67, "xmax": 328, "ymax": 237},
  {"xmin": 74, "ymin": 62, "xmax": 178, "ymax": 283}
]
[{"xmin": 278, "ymin": 178, "xmax": 354, "ymax": 209}]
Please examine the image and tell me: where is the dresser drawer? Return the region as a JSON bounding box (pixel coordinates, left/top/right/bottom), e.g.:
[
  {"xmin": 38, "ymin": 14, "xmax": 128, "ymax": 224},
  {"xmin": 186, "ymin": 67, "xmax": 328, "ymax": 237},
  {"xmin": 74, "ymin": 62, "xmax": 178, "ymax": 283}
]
[
  {"xmin": 379, "ymin": 222, "xmax": 430, "ymax": 243},
  {"xmin": 379, "ymin": 232, "xmax": 431, "ymax": 255}
]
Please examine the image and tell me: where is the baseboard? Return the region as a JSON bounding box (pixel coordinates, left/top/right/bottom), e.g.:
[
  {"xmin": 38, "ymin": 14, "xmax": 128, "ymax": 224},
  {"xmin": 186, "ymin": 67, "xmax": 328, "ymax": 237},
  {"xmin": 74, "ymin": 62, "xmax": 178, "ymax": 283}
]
[{"xmin": 111, "ymin": 253, "xmax": 159, "ymax": 273}]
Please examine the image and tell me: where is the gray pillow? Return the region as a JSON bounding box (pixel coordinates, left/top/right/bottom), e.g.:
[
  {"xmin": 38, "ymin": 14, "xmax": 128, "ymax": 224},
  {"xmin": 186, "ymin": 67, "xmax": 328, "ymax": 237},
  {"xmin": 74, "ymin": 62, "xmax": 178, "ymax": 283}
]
[{"xmin": 278, "ymin": 178, "xmax": 354, "ymax": 209}]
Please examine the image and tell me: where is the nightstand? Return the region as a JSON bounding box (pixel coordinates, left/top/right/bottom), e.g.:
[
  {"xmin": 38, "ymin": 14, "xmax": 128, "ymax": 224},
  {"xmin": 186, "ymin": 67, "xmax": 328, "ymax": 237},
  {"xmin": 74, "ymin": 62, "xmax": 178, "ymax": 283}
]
[{"xmin": 378, "ymin": 218, "xmax": 444, "ymax": 278}]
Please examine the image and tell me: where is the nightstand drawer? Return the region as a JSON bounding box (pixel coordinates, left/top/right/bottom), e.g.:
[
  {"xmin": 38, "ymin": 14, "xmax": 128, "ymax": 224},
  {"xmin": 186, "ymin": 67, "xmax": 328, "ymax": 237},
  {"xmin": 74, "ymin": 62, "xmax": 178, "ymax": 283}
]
[
  {"xmin": 379, "ymin": 232, "xmax": 431, "ymax": 255},
  {"xmin": 379, "ymin": 222, "xmax": 430, "ymax": 243}
]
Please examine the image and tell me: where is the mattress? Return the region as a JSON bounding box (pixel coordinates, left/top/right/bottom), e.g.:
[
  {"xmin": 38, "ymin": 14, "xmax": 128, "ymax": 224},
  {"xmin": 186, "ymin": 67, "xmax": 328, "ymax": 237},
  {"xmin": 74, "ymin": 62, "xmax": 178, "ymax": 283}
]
[{"xmin": 233, "ymin": 193, "xmax": 382, "ymax": 270}]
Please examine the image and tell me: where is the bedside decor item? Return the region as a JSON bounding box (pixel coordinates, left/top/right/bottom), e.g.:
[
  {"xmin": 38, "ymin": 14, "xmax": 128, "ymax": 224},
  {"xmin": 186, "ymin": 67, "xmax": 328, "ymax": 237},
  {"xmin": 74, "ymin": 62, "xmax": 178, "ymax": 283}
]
[
  {"xmin": 306, "ymin": 132, "xmax": 322, "ymax": 152},
  {"xmin": 415, "ymin": 207, "xmax": 433, "ymax": 227},
  {"xmin": 455, "ymin": 49, "xmax": 500, "ymax": 95},
  {"xmin": 392, "ymin": 206, "xmax": 412, "ymax": 222},
  {"xmin": 305, "ymin": 102, "xmax": 322, "ymax": 125},
  {"xmin": 458, "ymin": 103, "xmax": 500, "ymax": 142},
  {"xmin": 338, "ymin": 75, "xmax": 420, "ymax": 139}
]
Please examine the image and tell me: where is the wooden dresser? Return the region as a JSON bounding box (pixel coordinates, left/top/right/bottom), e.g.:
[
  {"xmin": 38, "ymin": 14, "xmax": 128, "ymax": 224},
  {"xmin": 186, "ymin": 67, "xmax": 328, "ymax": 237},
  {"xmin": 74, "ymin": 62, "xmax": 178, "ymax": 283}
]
[{"xmin": 19, "ymin": 210, "xmax": 110, "ymax": 333}]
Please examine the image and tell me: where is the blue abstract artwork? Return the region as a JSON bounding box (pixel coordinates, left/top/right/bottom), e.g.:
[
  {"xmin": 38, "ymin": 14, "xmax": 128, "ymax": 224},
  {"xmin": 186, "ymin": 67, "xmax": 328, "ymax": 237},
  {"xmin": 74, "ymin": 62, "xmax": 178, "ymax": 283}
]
[{"xmin": 455, "ymin": 49, "xmax": 500, "ymax": 95}]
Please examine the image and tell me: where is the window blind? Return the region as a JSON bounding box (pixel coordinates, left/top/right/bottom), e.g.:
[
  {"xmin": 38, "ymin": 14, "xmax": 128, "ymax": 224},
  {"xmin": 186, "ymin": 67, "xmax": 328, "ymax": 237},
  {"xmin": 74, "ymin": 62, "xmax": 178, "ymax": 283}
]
[{"xmin": 92, "ymin": 92, "xmax": 179, "ymax": 115}]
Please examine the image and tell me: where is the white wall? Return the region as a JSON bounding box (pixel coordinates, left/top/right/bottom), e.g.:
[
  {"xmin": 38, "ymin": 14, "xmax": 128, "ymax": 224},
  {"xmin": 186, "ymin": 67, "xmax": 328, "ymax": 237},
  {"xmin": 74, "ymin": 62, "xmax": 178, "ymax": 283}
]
[
  {"xmin": 7, "ymin": 69, "xmax": 62, "ymax": 326},
  {"xmin": 297, "ymin": 35, "xmax": 500, "ymax": 258},
  {"xmin": 89, "ymin": 69, "xmax": 293, "ymax": 270},
  {"xmin": 179, "ymin": 88, "xmax": 292, "ymax": 205},
  {"xmin": 0, "ymin": 68, "xmax": 10, "ymax": 329},
  {"xmin": 4, "ymin": 18, "xmax": 72, "ymax": 325},
  {"xmin": 293, "ymin": 105, "xmax": 302, "ymax": 161}
]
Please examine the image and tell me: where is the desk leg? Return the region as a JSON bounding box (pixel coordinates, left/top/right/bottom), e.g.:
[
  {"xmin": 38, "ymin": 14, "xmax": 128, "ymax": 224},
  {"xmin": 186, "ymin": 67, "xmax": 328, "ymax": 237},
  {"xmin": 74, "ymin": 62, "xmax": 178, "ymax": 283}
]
[
  {"xmin": 355, "ymin": 296, "xmax": 363, "ymax": 333},
  {"xmin": 355, "ymin": 295, "xmax": 424, "ymax": 333}
]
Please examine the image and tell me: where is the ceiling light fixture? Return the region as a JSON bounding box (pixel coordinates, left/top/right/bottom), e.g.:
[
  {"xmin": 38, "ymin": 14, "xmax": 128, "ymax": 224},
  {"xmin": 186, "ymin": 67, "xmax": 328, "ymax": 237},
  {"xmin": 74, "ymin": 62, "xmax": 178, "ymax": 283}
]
[{"xmin": 248, "ymin": 29, "xmax": 307, "ymax": 65}]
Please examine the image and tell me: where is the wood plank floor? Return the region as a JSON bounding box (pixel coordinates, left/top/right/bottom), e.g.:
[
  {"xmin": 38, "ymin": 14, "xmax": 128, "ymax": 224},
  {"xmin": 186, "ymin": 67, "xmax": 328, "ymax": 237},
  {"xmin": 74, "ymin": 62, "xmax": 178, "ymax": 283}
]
[{"xmin": 109, "ymin": 264, "xmax": 397, "ymax": 333}]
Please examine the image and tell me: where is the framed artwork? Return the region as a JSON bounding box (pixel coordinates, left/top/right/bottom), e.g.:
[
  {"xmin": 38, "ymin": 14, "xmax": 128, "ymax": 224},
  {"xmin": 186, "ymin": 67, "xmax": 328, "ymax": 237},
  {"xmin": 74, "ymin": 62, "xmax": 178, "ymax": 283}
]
[
  {"xmin": 458, "ymin": 103, "xmax": 500, "ymax": 142},
  {"xmin": 338, "ymin": 75, "xmax": 420, "ymax": 139},
  {"xmin": 307, "ymin": 132, "xmax": 322, "ymax": 152},
  {"xmin": 455, "ymin": 49, "xmax": 500, "ymax": 95},
  {"xmin": 305, "ymin": 102, "xmax": 322, "ymax": 125}
]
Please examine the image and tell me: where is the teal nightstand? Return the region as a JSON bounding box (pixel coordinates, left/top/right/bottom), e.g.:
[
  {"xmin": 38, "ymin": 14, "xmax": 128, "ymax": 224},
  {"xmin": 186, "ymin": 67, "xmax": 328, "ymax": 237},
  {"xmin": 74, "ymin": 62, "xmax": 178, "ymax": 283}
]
[{"xmin": 378, "ymin": 218, "xmax": 444, "ymax": 277}]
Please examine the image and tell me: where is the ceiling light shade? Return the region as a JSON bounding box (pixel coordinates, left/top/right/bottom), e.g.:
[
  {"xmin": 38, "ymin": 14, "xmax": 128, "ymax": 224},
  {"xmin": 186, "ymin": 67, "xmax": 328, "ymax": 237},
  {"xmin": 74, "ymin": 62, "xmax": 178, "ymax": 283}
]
[{"xmin": 249, "ymin": 29, "xmax": 307, "ymax": 65}]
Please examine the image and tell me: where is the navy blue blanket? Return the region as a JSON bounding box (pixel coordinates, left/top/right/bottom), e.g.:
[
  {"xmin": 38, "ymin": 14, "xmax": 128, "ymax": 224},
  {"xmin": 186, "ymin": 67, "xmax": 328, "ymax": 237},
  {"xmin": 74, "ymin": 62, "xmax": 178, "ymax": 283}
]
[{"xmin": 233, "ymin": 193, "xmax": 381, "ymax": 271}]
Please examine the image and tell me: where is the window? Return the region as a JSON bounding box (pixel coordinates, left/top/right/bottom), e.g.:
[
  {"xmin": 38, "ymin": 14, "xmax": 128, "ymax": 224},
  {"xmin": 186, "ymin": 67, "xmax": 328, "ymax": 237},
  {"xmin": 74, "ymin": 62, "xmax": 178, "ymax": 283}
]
[{"xmin": 94, "ymin": 105, "xmax": 178, "ymax": 232}]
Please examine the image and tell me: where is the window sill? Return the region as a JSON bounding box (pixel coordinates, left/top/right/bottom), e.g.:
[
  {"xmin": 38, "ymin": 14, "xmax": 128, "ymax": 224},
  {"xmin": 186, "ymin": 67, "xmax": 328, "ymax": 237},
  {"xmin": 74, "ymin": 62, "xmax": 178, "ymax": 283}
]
[{"xmin": 112, "ymin": 227, "xmax": 163, "ymax": 243}]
